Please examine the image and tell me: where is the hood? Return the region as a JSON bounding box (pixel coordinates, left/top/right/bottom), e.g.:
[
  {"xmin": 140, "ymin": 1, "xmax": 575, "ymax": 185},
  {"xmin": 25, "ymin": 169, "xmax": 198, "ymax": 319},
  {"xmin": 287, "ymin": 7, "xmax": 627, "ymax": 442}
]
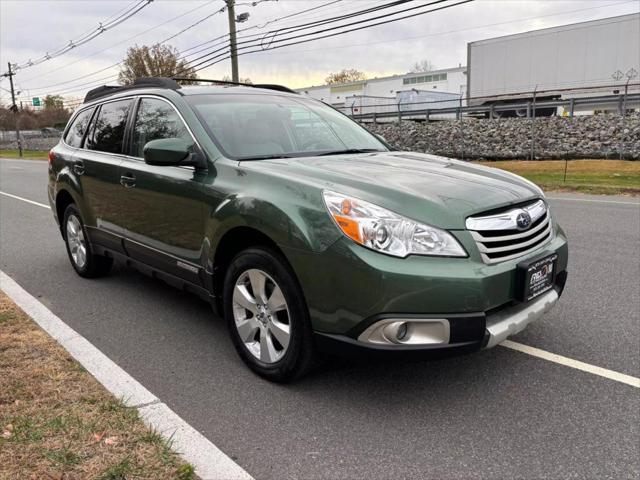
[{"xmin": 246, "ymin": 152, "xmax": 542, "ymax": 229}]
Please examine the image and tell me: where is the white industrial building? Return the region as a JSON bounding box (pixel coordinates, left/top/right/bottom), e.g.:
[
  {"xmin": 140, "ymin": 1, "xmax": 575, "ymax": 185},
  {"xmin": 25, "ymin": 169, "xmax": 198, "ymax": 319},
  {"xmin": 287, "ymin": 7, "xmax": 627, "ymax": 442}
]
[
  {"xmin": 296, "ymin": 13, "xmax": 639, "ymax": 118},
  {"xmin": 296, "ymin": 66, "xmax": 467, "ymax": 107}
]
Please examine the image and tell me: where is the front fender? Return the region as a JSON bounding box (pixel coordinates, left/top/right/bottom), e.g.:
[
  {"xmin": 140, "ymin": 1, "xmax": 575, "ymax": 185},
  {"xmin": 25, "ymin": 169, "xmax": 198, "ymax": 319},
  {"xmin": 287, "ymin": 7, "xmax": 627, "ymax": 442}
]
[{"xmin": 208, "ymin": 193, "xmax": 340, "ymax": 257}]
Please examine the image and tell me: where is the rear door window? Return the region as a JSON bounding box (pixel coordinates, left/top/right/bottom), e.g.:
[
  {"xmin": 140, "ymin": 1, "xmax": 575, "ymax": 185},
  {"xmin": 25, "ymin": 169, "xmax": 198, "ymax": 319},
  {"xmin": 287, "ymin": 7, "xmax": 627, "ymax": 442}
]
[
  {"xmin": 64, "ymin": 108, "xmax": 94, "ymax": 148},
  {"xmin": 130, "ymin": 98, "xmax": 194, "ymax": 158},
  {"xmin": 86, "ymin": 99, "xmax": 133, "ymax": 154}
]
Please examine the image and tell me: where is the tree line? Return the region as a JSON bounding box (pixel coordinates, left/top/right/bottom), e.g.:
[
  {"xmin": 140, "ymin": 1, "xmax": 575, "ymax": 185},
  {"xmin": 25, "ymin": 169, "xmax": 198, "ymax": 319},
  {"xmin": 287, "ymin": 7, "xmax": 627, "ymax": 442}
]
[{"xmin": 0, "ymin": 95, "xmax": 71, "ymax": 131}]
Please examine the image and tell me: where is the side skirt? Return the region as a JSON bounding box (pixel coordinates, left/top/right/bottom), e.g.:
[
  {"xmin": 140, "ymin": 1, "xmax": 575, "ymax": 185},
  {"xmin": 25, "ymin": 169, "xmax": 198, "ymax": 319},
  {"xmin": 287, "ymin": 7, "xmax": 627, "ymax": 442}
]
[{"xmin": 93, "ymin": 245, "xmax": 217, "ymax": 307}]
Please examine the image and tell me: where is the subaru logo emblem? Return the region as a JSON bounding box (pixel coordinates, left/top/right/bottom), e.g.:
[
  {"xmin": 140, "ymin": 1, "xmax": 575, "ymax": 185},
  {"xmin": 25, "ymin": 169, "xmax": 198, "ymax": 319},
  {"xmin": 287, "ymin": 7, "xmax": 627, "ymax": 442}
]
[{"xmin": 516, "ymin": 211, "xmax": 532, "ymax": 230}]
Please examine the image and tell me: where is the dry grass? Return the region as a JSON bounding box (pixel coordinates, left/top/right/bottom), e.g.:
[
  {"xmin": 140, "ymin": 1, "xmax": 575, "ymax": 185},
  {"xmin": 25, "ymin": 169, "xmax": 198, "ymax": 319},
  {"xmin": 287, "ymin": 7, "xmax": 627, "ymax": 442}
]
[
  {"xmin": 0, "ymin": 150, "xmax": 48, "ymax": 160},
  {"xmin": 0, "ymin": 293, "xmax": 197, "ymax": 480},
  {"xmin": 475, "ymin": 159, "xmax": 640, "ymax": 195}
]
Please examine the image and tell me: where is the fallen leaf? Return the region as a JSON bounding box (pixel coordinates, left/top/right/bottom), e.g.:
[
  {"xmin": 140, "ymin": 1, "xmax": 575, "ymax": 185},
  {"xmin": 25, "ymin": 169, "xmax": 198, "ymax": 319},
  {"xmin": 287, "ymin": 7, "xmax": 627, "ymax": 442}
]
[
  {"xmin": 104, "ymin": 436, "xmax": 118, "ymax": 445},
  {"xmin": 4, "ymin": 424, "xmax": 13, "ymax": 432}
]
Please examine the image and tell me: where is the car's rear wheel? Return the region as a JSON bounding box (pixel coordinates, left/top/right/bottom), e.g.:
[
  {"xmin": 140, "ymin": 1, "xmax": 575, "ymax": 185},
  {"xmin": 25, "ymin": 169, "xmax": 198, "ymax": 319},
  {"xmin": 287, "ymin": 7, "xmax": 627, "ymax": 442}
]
[
  {"xmin": 223, "ymin": 247, "xmax": 314, "ymax": 382},
  {"xmin": 63, "ymin": 204, "xmax": 112, "ymax": 278}
]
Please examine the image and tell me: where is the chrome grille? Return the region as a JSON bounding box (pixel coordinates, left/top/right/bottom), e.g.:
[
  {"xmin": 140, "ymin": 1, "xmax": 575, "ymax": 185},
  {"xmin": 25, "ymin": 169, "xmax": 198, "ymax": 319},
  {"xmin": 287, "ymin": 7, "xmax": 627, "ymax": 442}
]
[{"xmin": 466, "ymin": 200, "xmax": 553, "ymax": 264}]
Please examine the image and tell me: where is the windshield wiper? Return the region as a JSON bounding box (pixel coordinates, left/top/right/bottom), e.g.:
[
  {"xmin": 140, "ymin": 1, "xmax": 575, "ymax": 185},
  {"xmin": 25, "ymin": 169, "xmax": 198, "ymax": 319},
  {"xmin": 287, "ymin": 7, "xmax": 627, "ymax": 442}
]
[
  {"xmin": 237, "ymin": 154, "xmax": 294, "ymax": 161},
  {"xmin": 317, "ymin": 149, "xmax": 382, "ymax": 156}
]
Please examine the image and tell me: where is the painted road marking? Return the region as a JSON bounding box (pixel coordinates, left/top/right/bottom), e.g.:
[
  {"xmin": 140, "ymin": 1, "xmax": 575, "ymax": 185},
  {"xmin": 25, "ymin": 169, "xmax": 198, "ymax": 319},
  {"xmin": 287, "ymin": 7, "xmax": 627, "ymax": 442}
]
[
  {"xmin": 501, "ymin": 340, "xmax": 639, "ymax": 389},
  {"xmin": 3, "ymin": 188, "xmax": 639, "ymax": 389},
  {"xmin": 547, "ymin": 196, "xmax": 639, "ymax": 206},
  {"xmin": 0, "ymin": 191, "xmax": 50, "ymax": 209},
  {"xmin": 0, "ymin": 271, "xmax": 254, "ymax": 480}
]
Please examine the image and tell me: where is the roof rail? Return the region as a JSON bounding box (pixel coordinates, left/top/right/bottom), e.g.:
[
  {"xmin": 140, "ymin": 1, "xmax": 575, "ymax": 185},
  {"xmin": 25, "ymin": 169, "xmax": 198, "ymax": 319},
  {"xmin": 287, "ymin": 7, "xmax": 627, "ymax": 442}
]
[
  {"xmin": 173, "ymin": 77, "xmax": 298, "ymax": 94},
  {"xmin": 84, "ymin": 77, "xmax": 181, "ymax": 103}
]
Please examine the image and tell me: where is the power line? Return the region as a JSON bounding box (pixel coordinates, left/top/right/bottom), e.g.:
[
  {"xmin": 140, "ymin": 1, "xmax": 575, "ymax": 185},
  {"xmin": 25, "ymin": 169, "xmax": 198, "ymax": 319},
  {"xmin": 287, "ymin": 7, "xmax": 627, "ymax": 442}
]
[
  {"xmin": 13, "ymin": 0, "xmax": 346, "ymax": 94},
  {"xmin": 16, "ymin": 1, "xmax": 216, "ymax": 85},
  {"xmin": 4, "ymin": 0, "xmax": 632, "ymax": 105},
  {"xmin": 176, "ymin": 0, "xmax": 347, "ymax": 58},
  {"xmin": 246, "ymin": 0, "xmax": 640, "ymax": 58},
  {"xmin": 5, "ymin": 0, "xmax": 154, "ymax": 75},
  {"xmin": 183, "ymin": 0, "xmax": 464, "ymax": 73},
  {"xmin": 198, "ymin": 0, "xmax": 476, "ymax": 71},
  {"xmin": 6, "ymin": 0, "xmax": 469, "ymax": 100},
  {"xmin": 181, "ymin": 0, "xmax": 416, "ymax": 73}
]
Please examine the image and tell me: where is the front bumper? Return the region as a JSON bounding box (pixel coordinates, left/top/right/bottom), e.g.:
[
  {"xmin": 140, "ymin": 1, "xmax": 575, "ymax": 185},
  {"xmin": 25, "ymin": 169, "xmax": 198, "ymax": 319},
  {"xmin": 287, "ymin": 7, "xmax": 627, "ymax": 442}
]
[
  {"xmin": 291, "ymin": 223, "xmax": 568, "ymax": 357},
  {"xmin": 314, "ymin": 275, "xmax": 566, "ymax": 358},
  {"xmin": 285, "ymin": 224, "xmax": 568, "ymax": 333}
]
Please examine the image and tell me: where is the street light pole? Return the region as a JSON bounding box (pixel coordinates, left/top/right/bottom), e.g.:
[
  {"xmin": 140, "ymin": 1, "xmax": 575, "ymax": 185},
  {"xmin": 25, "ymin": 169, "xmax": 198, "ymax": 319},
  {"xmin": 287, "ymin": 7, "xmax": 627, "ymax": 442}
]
[
  {"xmin": 226, "ymin": 0, "xmax": 239, "ymax": 82},
  {"xmin": 5, "ymin": 62, "xmax": 23, "ymax": 158}
]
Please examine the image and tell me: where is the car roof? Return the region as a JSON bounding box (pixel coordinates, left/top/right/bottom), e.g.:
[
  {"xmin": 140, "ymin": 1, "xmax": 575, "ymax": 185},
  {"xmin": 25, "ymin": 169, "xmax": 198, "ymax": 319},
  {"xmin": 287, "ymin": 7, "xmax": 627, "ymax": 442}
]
[{"xmin": 82, "ymin": 77, "xmax": 299, "ymax": 106}]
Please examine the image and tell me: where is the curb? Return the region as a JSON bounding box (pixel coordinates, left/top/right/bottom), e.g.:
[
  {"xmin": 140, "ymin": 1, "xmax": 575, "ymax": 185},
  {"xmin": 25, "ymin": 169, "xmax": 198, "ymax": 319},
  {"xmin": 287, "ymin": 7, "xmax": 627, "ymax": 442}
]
[{"xmin": 0, "ymin": 270, "xmax": 253, "ymax": 480}]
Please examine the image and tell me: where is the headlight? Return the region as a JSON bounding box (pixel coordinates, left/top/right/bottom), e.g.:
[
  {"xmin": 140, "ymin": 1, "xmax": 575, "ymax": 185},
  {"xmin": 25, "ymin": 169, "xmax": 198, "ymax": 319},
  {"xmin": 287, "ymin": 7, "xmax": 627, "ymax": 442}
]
[{"xmin": 322, "ymin": 190, "xmax": 467, "ymax": 258}]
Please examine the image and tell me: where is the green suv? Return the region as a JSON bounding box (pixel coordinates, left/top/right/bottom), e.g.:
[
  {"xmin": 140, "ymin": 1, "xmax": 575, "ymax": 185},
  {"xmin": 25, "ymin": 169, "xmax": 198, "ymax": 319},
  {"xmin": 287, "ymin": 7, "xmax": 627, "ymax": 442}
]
[{"xmin": 48, "ymin": 77, "xmax": 568, "ymax": 381}]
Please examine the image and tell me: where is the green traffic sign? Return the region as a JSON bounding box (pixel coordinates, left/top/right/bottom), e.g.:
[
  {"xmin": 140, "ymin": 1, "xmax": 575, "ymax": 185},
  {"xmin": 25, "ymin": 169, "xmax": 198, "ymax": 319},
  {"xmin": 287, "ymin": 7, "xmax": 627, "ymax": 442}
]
[{"xmin": 32, "ymin": 97, "xmax": 40, "ymax": 107}]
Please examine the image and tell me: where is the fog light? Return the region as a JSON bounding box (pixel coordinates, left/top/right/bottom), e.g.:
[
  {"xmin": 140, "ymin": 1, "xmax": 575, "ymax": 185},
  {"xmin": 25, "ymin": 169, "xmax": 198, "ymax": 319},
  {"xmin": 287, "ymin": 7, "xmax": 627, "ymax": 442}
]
[{"xmin": 396, "ymin": 322, "xmax": 408, "ymax": 341}]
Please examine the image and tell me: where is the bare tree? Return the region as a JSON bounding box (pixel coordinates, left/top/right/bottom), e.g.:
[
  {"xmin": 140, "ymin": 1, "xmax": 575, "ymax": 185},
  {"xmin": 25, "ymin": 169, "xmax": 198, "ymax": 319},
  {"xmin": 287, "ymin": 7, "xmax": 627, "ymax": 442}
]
[
  {"xmin": 118, "ymin": 44, "xmax": 198, "ymax": 85},
  {"xmin": 325, "ymin": 69, "xmax": 366, "ymax": 84},
  {"xmin": 409, "ymin": 60, "xmax": 436, "ymax": 73}
]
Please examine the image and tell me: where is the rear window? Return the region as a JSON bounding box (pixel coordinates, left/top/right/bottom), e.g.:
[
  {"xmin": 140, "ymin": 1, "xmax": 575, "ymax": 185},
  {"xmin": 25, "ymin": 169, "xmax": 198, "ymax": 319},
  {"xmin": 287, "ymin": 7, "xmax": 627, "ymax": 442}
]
[
  {"xmin": 64, "ymin": 108, "xmax": 94, "ymax": 148},
  {"xmin": 86, "ymin": 99, "xmax": 133, "ymax": 154}
]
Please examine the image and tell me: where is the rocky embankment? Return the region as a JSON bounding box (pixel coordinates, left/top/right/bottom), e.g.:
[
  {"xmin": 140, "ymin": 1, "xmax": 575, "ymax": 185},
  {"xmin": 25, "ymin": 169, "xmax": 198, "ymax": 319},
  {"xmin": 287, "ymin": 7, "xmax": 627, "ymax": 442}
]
[
  {"xmin": 367, "ymin": 113, "xmax": 640, "ymax": 160},
  {"xmin": 3, "ymin": 113, "xmax": 639, "ymax": 159}
]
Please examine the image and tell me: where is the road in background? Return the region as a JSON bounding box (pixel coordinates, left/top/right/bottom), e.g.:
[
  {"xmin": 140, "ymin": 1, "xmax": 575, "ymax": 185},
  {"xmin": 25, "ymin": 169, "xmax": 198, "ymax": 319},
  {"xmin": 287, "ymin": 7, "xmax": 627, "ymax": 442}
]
[{"xmin": 1, "ymin": 158, "xmax": 638, "ymax": 479}]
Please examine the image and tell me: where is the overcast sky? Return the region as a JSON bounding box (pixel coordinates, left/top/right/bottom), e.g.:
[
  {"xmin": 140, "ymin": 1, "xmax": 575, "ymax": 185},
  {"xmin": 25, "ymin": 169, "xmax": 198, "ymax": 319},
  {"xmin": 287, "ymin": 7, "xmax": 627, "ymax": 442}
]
[{"xmin": 1, "ymin": 0, "xmax": 638, "ymax": 105}]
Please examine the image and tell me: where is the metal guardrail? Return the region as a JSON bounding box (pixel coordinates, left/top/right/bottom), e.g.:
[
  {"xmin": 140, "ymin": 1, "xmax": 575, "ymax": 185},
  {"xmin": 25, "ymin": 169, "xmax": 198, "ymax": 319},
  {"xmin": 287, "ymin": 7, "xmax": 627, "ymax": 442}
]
[{"xmin": 343, "ymin": 93, "xmax": 640, "ymax": 121}]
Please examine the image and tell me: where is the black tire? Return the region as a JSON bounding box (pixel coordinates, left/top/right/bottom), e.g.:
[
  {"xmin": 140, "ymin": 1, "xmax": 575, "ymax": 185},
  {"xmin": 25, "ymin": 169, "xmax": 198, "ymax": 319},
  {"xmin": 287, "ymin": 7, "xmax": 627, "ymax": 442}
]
[
  {"xmin": 223, "ymin": 247, "xmax": 315, "ymax": 382},
  {"xmin": 62, "ymin": 203, "xmax": 113, "ymax": 278}
]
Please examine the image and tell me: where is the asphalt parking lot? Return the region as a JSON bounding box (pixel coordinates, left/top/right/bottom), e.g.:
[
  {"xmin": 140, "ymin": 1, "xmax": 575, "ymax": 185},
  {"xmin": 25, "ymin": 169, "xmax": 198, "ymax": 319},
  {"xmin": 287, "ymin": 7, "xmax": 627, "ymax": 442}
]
[{"xmin": 1, "ymin": 157, "xmax": 639, "ymax": 479}]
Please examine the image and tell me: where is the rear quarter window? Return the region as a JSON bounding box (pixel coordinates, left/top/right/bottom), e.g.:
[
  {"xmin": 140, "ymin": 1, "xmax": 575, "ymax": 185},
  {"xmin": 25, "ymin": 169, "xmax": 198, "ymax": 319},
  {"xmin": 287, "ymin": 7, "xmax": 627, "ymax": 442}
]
[{"xmin": 64, "ymin": 108, "xmax": 94, "ymax": 148}]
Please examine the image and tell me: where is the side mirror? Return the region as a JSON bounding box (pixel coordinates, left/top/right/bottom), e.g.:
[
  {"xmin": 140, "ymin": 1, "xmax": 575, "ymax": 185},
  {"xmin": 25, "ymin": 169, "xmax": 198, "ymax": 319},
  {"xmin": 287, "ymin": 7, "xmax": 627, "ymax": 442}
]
[{"xmin": 143, "ymin": 138, "xmax": 206, "ymax": 169}]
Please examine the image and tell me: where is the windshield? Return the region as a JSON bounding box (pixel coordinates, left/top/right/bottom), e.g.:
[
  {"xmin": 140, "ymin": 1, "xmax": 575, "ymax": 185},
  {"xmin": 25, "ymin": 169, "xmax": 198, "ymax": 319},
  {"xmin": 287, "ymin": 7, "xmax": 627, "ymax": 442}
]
[{"xmin": 186, "ymin": 93, "xmax": 387, "ymax": 160}]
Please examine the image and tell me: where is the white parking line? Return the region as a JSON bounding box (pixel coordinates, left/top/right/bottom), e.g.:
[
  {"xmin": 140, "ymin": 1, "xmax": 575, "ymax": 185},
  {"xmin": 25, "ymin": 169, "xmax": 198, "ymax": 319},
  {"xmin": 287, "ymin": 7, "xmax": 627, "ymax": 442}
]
[
  {"xmin": 3, "ymin": 188, "xmax": 639, "ymax": 390},
  {"xmin": 501, "ymin": 340, "xmax": 639, "ymax": 388},
  {"xmin": 0, "ymin": 191, "xmax": 50, "ymax": 209},
  {"xmin": 546, "ymin": 196, "xmax": 640, "ymax": 206},
  {"xmin": 0, "ymin": 271, "xmax": 254, "ymax": 480}
]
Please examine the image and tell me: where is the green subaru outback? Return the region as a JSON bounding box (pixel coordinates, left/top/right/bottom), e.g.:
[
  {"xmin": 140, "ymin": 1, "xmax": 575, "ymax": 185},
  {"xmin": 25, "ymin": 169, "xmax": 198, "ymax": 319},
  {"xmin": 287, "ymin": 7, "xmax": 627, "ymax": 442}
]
[{"xmin": 48, "ymin": 77, "xmax": 568, "ymax": 382}]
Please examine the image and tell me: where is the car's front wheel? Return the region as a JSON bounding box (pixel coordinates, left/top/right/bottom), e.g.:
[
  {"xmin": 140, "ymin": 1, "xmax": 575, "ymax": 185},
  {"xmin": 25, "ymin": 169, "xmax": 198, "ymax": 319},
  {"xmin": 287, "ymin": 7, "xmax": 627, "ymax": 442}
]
[
  {"xmin": 62, "ymin": 204, "xmax": 112, "ymax": 278},
  {"xmin": 223, "ymin": 247, "xmax": 315, "ymax": 382}
]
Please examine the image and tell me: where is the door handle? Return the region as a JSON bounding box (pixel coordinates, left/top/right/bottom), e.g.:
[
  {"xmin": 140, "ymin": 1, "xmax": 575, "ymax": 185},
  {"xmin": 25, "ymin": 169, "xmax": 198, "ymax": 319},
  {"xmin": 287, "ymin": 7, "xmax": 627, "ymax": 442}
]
[
  {"xmin": 120, "ymin": 173, "xmax": 136, "ymax": 188},
  {"xmin": 73, "ymin": 161, "xmax": 85, "ymax": 175}
]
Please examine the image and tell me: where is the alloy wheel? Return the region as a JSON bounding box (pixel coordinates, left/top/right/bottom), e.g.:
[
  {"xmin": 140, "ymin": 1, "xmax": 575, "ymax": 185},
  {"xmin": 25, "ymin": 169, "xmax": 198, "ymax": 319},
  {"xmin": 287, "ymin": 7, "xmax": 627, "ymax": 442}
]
[
  {"xmin": 66, "ymin": 214, "xmax": 87, "ymax": 269},
  {"xmin": 232, "ymin": 269, "xmax": 291, "ymax": 364}
]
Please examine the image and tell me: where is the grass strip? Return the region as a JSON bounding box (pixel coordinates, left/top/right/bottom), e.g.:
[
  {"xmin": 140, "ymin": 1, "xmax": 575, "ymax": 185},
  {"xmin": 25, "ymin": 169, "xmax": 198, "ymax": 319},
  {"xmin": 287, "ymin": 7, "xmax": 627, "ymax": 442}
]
[
  {"xmin": 0, "ymin": 149, "xmax": 49, "ymax": 160},
  {"xmin": 475, "ymin": 159, "xmax": 640, "ymax": 196},
  {"xmin": 0, "ymin": 292, "xmax": 197, "ymax": 480}
]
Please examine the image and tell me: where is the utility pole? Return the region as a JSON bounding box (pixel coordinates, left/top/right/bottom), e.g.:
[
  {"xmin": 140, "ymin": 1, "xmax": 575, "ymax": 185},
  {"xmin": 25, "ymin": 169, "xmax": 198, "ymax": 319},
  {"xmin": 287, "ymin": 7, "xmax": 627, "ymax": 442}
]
[
  {"xmin": 226, "ymin": 0, "xmax": 239, "ymax": 82},
  {"xmin": 530, "ymin": 84, "xmax": 537, "ymax": 161},
  {"xmin": 4, "ymin": 62, "xmax": 23, "ymax": 158}
]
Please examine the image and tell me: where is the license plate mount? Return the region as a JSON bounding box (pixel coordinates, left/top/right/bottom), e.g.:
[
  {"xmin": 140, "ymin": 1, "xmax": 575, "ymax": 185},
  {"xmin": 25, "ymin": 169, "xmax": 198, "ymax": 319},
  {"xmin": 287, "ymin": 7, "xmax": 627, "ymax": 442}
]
[{"xmin": 516, "ymin": 253, "xmax": 558, "ymax": 302}]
